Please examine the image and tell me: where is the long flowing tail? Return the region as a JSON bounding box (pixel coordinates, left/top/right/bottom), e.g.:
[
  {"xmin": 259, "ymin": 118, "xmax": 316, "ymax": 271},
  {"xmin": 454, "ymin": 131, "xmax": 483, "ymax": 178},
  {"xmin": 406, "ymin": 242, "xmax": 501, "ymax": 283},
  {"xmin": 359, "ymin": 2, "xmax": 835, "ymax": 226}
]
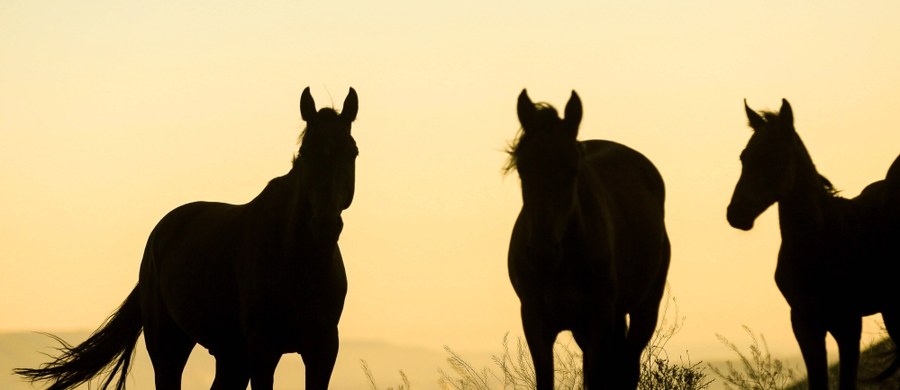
[{"xmin": 14, "ymin": 285, "xmax": 143, "ymax": 390}]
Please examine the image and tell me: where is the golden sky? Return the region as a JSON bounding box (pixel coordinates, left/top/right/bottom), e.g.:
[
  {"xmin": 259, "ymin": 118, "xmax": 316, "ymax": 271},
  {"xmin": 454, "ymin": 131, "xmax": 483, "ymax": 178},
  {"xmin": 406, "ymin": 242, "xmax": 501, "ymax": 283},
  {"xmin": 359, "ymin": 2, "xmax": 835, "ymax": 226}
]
[{"xmin": 2, "ymin": 1, "xmax": 899, "ymax": 362}]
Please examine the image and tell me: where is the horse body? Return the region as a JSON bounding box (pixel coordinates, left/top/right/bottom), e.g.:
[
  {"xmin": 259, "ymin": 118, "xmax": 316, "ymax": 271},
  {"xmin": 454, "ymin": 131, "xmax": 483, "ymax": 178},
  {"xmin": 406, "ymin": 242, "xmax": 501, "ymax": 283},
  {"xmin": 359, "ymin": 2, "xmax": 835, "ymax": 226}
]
[
  {"xmin": 728, "ymin": 99, "xmax": 899, "ymax": 390},
  {"xmin": 15, "ymin": 87, "xmax": 358, "ymax": 390},
  {"xmin": 508, "ymin": 90, "xmax": 670, "ymax": 389}
]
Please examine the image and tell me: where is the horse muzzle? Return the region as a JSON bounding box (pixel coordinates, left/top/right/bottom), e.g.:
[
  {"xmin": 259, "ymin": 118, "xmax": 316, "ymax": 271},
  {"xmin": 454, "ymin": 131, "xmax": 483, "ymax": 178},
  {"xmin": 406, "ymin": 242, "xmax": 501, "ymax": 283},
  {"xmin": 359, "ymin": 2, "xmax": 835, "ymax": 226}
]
[
  {"xmin": 726, "ymin": 201, "xmax": 759, "ymax": 231},
  {"xmin": 726, "ymin": 199, "xmax": 772, "ymax": 231}
]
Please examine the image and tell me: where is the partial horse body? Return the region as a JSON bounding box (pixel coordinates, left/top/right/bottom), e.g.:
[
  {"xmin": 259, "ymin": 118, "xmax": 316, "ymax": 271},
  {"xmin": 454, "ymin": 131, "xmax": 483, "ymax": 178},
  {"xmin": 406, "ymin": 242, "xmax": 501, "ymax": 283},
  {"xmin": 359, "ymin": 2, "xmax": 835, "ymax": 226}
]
[
  {"xmin": 15, "ymin": 87, "xmax": 359, "ymax": 390},
  {"xmin": 507, "ymin": 89, "xmax": 670, "ymax": 389},
  {"xmin": 728, "ymin": 99, "xmax": 899, "ymax": 390}
]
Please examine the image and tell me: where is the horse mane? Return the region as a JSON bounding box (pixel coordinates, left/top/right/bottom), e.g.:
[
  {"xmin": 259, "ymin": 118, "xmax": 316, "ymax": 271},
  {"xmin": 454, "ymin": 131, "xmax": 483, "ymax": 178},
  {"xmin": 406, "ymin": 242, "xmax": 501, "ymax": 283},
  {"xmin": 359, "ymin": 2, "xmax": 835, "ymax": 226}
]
[
  {"xmin": 503, "ymin": 103, "xmax": 560, "ymax": 174},
  {"xmin": 819, "ymin": 174, "xmax": 841, "ymax": 197}
]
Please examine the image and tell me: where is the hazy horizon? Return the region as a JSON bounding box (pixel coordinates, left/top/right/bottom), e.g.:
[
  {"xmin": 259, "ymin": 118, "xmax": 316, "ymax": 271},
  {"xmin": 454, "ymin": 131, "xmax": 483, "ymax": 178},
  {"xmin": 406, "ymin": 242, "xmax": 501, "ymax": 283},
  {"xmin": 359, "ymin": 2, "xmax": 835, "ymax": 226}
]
[{"xmin": 2, "ymin": 1, "xmax": 899, "ymax": 383}]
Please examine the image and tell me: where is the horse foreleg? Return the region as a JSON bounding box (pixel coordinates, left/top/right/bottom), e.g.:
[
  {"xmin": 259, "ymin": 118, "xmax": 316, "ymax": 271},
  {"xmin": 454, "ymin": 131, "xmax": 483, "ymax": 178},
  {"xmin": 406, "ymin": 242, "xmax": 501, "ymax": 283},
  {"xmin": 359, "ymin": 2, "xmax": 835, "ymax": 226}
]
[
  {"xmin": 792, "ymin": 310, "xmax": 829, "ymax": 390},
  {"xmin": 573, "ymin": 315, "xmax": 622, "ymax": 390},
  {"xmin": 521, "ymin": 305, "xmax": 555, "ymax": 390},
  {"xmin": 301, "ymin": 327, "xmax": 339, "ymax": 390},
  {"xmin": 248, "ymin": 352, "xmax": 281, "ymax": 390},
  {"xmin": 831, "ymin": 316, "xmax": 861, "ymax": 390},
  {"xmin": 211, "ymin": 353, "xmax": 250, "ymax": 390}
]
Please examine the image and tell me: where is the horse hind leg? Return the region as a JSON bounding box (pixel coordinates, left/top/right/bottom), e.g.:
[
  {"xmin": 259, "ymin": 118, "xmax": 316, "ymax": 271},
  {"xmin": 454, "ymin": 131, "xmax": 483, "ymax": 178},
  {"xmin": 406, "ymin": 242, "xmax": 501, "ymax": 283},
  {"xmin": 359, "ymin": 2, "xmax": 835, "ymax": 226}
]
[
  {"xmin": 145, "ymin": 328, "xmax": 194, "ymax": 389},
  {"xmin": 875, "ymin": 310, "xmax": 900, "ymax": 381},
  {"xmin": 142, "ymin": 293, "xmax": 195, "ymax": 389}
]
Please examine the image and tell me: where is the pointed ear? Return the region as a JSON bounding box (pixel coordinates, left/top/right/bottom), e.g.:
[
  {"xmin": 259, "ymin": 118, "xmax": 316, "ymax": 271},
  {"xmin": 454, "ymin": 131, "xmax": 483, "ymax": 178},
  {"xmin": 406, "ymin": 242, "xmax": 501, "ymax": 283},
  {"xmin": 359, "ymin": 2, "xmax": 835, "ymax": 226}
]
[
  {"xmin": 300, "ymin": 87, "xmax": 317, "ymax": 121},
  {"xmin": 517, "ymin": 89, "xmax": 536, "ymax": 128},
  {"xmin": 563, "ymin": 90, "xmax": 582, "ymax": 137},
  {"xmin": 780, "ymin": 98, "xmax": 793, "ymax": 126},
  {"xmin": 744, "ymin": 99, "xmax": 764, "ymax": 129},
  {"xmin": 341, "ymin": 87, "xmax": 358, "ymax": 122}
]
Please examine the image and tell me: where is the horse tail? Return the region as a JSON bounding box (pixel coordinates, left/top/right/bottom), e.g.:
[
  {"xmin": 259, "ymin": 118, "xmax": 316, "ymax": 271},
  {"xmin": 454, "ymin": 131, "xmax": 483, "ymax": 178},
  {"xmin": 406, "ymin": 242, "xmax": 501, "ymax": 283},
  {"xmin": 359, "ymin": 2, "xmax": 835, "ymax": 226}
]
[{"xmin": 14, "ymin": 285, "xmax": 143, "ymax": 390}]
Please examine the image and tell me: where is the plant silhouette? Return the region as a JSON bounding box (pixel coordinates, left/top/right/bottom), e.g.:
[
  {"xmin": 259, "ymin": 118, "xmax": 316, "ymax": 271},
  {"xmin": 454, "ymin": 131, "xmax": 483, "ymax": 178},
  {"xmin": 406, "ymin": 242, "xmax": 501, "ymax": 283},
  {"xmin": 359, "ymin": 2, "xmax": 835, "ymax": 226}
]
[
  {"xmin": 14, "ymin": 87, "xmax": 360, "ymax": 390},
  {"xmin": 506, "ymin": 89, "xmax": 671, "ymax": 389},
  {"xmin": 727, "ymin": 99, "xmax": 900, "ymax": 390}
]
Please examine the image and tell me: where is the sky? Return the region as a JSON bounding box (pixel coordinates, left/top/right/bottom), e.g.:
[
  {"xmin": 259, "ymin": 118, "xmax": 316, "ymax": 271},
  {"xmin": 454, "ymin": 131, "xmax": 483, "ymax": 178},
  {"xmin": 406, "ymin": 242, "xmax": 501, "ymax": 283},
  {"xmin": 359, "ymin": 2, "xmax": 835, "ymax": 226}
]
[{"xmin": 2, "ymin": 0, "xmax": 900, "ymax": 371}]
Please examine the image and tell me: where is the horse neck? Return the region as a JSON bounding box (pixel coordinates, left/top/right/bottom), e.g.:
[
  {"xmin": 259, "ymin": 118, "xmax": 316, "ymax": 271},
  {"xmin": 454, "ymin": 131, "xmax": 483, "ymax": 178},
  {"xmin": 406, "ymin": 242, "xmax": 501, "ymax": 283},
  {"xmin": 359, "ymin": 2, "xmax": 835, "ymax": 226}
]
[
  {"xmin": 777, "ymin": 138, "xmax": 829, "ymax": 242},
  {"xmin": 250, "ymin": 166, "xmax": 313, "ymax": 234}
]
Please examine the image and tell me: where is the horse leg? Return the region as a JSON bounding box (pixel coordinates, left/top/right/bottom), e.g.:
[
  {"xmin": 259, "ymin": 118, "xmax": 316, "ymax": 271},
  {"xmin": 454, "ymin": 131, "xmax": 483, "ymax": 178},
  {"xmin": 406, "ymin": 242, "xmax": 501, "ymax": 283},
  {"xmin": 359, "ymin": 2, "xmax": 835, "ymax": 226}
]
[
  {"xmin": 792, "ymin": 310, "xmax": 829, "ymax": 390},
  {"xmin": 249, "ymin": 351, "xmax": 281, "ymax": 390},
  {"xmin": 624, "ymin": 302, "xmax": 665, "ymax": 389},
  {"xmin": 210, "ymin": 352, "xmax": 250, "ymax": 390},
  {"xmin": 877, "ymin": 310, "xmax": 900, "ymax": 380},
  {"xmin": 521, "ymin": 304, "xmax": 555, "ymax": 390},
  {"xmin": 572, "ymin": 329, "xmax": 595, "ymax": 388},
  {"xmin": 301, "ymin": 326, "xmax": 339, "ymax": 390},
  {"xmin": 144, "ymin": 318, "xmax": 195, "ymax": 389},
  {"xmin": 142, "ymin": 282, "xmax": 196, "ymax": 390},
  {"xmin": 573, "ymin": 314, "xmax": 622, "ymax": 390},
  {"xmin": 831, "ymin": 316, "xmax": 861, "ymax": 390}
]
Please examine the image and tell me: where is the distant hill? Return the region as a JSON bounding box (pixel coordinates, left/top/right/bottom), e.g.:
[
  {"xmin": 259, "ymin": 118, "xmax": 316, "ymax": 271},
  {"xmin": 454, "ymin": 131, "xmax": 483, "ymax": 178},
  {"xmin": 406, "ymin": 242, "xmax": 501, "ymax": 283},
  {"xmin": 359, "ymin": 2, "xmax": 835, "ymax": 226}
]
[{"xmin": 1, "ymin": 331, "xmax": 494, "ymax": 389}]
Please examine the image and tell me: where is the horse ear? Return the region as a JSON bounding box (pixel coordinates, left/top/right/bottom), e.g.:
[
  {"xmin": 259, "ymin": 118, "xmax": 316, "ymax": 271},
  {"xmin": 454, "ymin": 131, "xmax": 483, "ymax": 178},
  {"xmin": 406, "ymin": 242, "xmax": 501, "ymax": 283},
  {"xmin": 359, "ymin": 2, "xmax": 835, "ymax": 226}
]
[
  {"xmin": 780, "ymin": 98, "xmax": 794, "ymax": 126},
  {"xmin": 300, "ymin": 87, "xmax": 317, "ymax": 122},
  {"xmin": 563, "ymin": 90, "xmax": 582, "ymax": 137},
  {"xmin": 744, "ymin": 99, "xmax": 764, "ymax": 129},
  {"xmin": 341, "ymin": 87, "xmax": 358, "ymax": 123},
  {"xmin": 517, "ymin": 89, "xmax": 536, "ymax": 128}
]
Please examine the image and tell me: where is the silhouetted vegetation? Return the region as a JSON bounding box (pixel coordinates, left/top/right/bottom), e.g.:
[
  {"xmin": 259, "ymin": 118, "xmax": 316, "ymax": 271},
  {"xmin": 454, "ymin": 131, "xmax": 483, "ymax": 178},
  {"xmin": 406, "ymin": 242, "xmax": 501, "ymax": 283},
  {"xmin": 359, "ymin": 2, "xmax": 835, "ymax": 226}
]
[
  {"xmin": 709, "ymin": 326, "xmax": 797, "ymax": 390},
  {"xmin": 785, "ymin": 336, "xmax": 899, "ymax": 390},
  {"xmin": 361, "ymin": 290, "xmax": 711, "ymax": 389},
  {"xmin": 435, "ymin": 292, "xmax": 711, "ymax": 389},
  {"xmin": 361, "ymin": 359, "xmax": 410, "ymax": 390}
]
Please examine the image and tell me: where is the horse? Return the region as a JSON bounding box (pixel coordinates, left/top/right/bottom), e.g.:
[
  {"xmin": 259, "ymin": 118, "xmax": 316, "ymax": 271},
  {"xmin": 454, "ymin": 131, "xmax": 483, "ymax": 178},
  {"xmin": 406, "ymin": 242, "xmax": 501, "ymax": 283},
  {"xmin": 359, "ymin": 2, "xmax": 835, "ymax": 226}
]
[
  {"xmin": 727, "ymin": 99, "xmax": 900, "ymax": 390},
  {"xmin": 506, "ymin": 89, "xmax": 670, "ymax": 389},
  {"xmin": 14, "ymin": 87, "xmax": 359, "ymax": 390}
]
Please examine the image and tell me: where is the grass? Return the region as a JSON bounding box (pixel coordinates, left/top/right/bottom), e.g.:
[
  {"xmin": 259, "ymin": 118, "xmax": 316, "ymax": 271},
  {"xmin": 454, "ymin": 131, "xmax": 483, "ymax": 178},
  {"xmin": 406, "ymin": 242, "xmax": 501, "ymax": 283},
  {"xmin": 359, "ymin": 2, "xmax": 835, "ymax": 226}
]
[
  {"xmin": 710, "ymin": 325, "xmax": 898, "ymax": 390},
  {"xmin": 433, "ymin": 288, "xmax": 713, "ymax": 390},
  {"xmin": 784, "ymin": 336, "xmax": 898, "ymax": 390},
  {"xmin": 709, "ymin": 326, "xmax": 797, "ymax": 390}
]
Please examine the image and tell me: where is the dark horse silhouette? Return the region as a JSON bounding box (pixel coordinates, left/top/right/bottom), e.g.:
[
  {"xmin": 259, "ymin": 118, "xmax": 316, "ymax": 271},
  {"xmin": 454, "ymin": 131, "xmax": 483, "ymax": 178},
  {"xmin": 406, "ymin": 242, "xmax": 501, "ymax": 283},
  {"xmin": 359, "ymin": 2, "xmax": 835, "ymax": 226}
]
[
  {"xmin": 507, "ymin": 89, "xmax": 670, "ymax": 389},
  {"xmin": 14, "ymin": 87, "xmax": 359, "ymax": 389},
  {"xmin": 727, "ymin": 99, "xmax": 900, "ymax": 390}
]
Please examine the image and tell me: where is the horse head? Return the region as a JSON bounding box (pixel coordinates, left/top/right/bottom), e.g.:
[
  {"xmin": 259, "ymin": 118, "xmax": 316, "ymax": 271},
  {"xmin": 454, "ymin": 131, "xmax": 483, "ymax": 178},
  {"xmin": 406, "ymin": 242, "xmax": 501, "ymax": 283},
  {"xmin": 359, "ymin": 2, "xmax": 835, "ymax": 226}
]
[
  {"xmin": 296, "ymin": 87, "xmax": 359, "ymax": 241},
  {"xmin": 727, "ymin": 99, "xmax": 798, "ymax": 230},
  {"xmin": 510, "ymin": 89, "xmax": 583, "ymax": 258}
]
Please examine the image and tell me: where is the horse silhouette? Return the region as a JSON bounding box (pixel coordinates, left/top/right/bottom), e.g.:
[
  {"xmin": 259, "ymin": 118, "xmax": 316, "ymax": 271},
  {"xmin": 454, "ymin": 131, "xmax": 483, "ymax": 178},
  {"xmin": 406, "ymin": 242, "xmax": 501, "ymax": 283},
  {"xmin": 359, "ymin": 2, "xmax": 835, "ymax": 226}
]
[
  {"xmin": 14, "ymin": 87, "xmax": 359, "ymax": 390},
  {"xmin": 506, "ymin": 89, "xmax": 671, "ymax": 389},
  {"xmin": 727, "ymin": 99, "xmax": 899, "ymax": 390}
]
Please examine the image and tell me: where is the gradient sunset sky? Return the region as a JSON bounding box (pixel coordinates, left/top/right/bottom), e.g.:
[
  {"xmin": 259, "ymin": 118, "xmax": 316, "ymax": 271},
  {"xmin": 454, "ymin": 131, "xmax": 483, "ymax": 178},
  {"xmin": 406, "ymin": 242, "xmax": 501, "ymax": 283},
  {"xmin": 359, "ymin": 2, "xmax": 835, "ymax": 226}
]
[{"xmin": 2, "ymin": 1, "xmax": 899, "ymax": 366}]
